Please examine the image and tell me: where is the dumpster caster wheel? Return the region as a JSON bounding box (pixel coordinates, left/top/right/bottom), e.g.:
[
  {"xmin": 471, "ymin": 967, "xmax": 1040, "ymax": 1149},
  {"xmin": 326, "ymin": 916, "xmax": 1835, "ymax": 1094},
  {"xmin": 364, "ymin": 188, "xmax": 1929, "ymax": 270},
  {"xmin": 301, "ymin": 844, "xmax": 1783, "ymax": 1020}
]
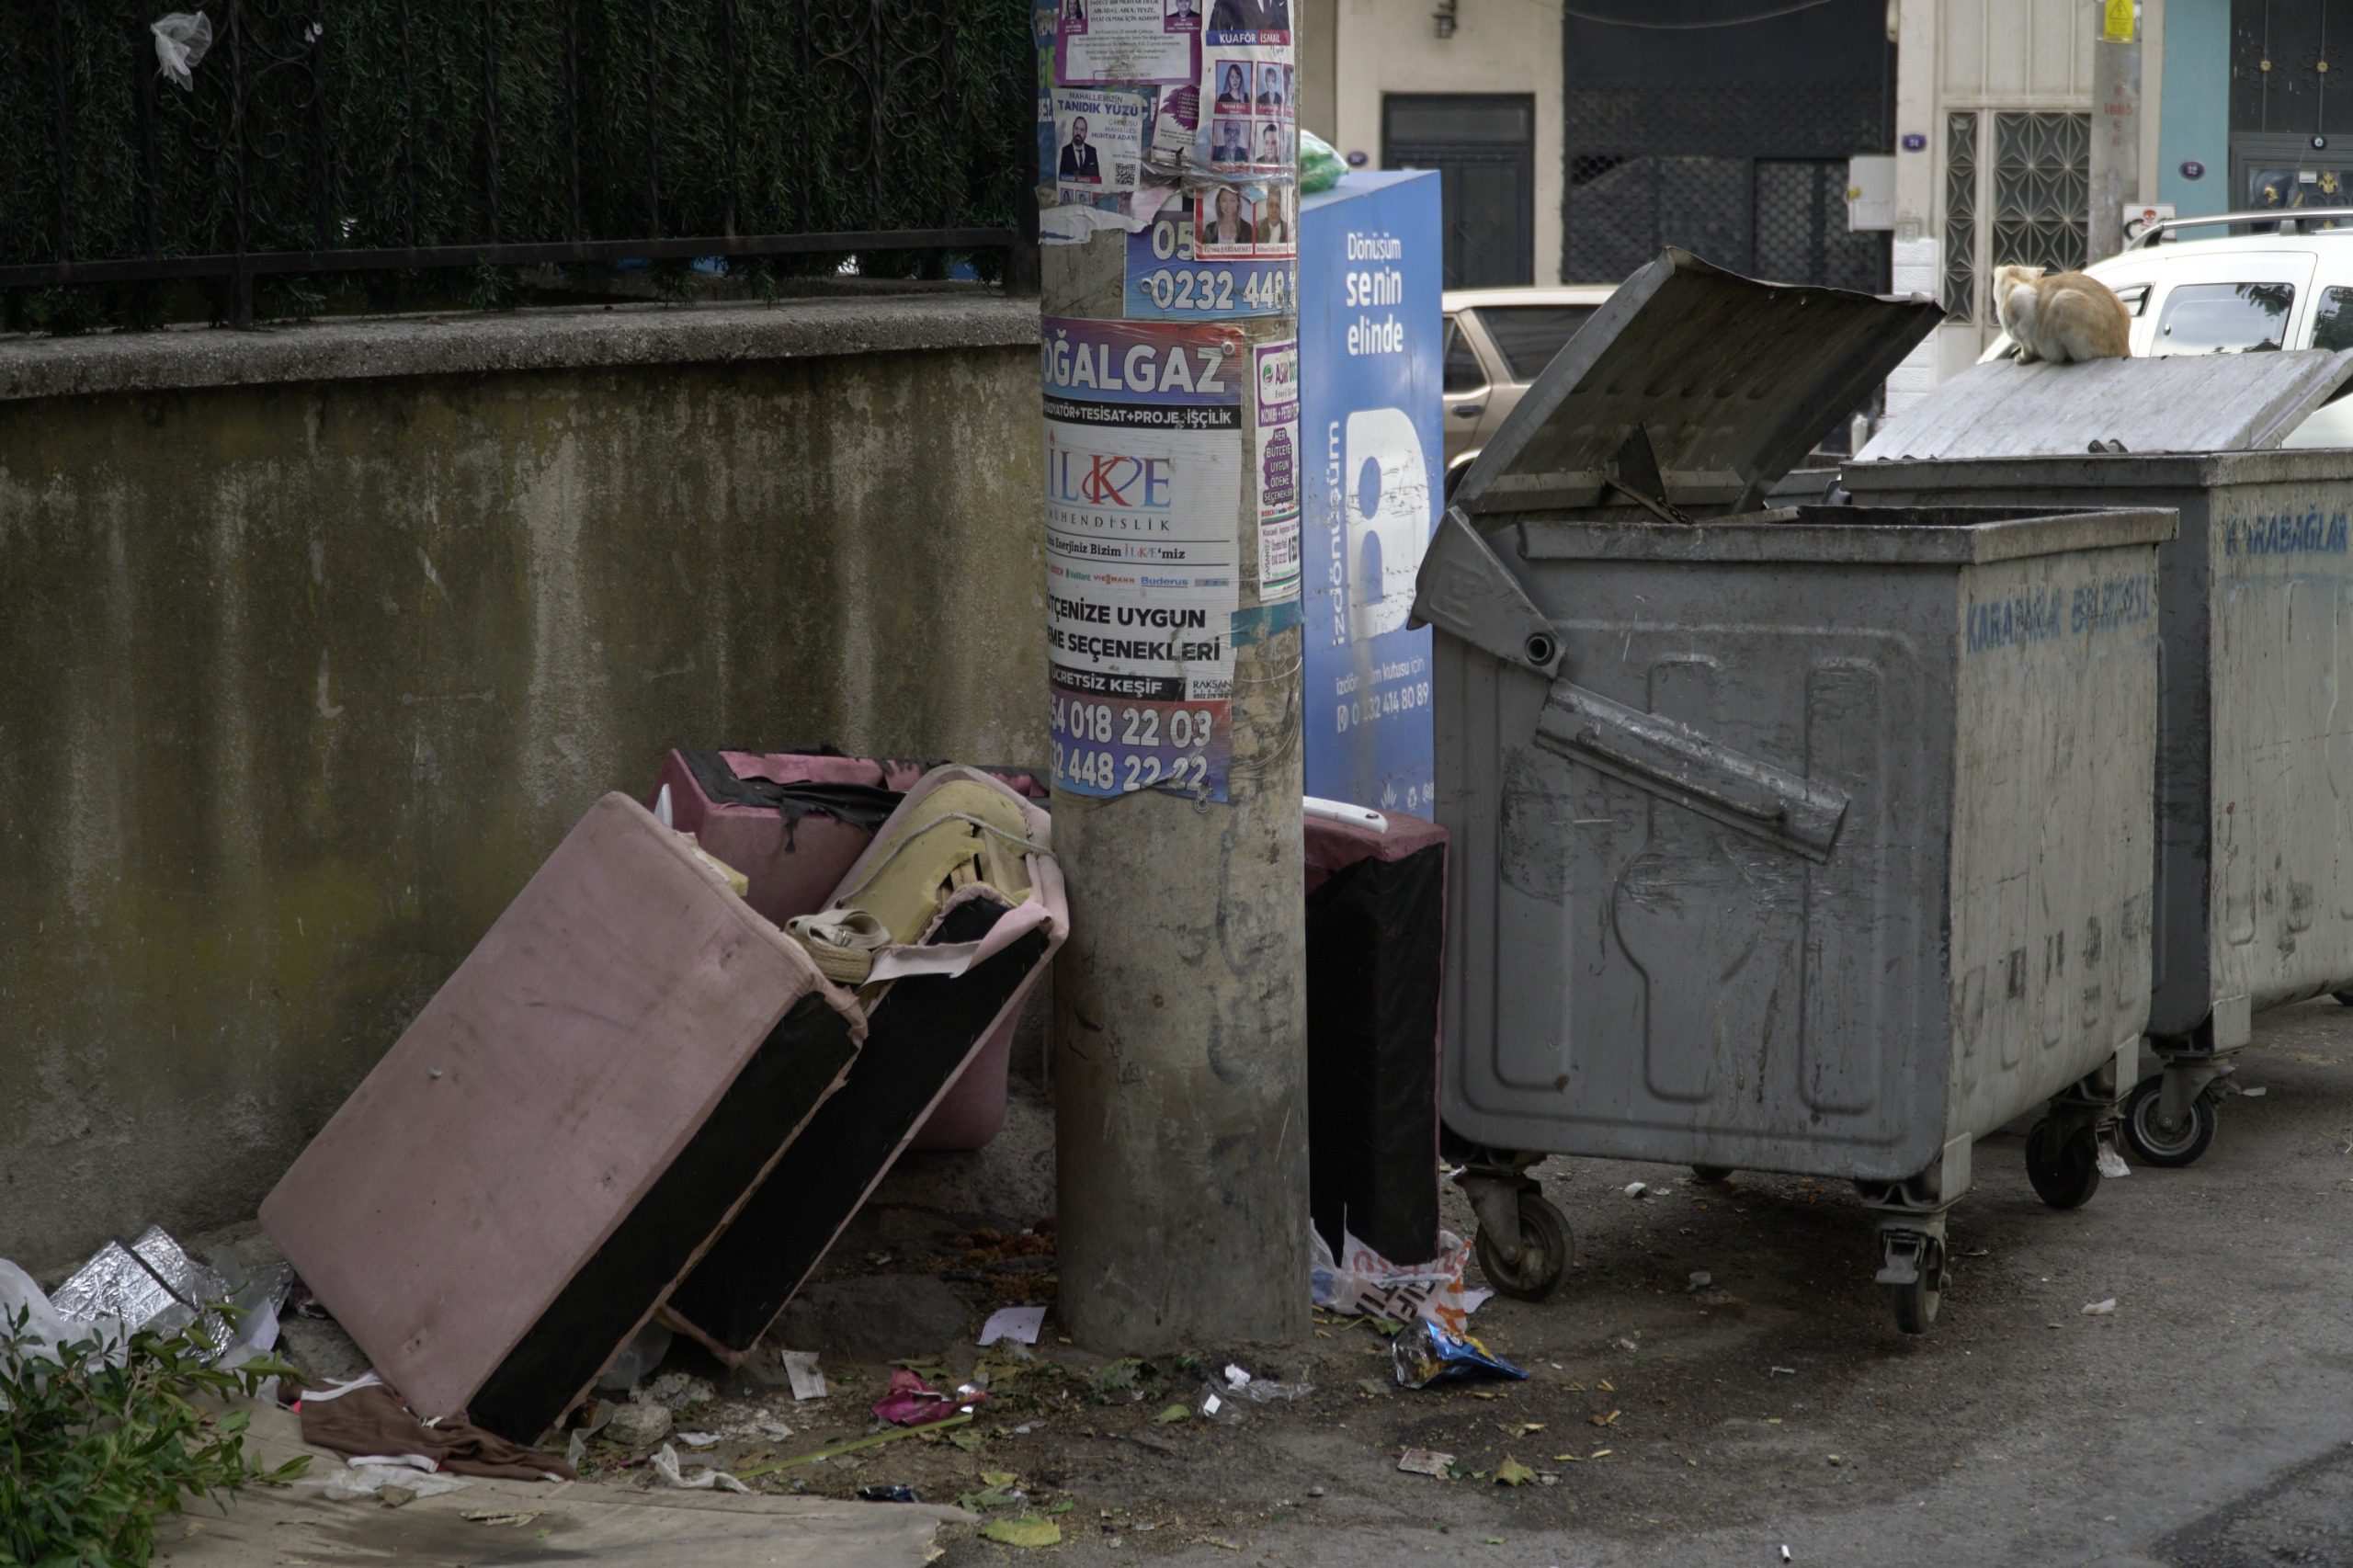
[
  {"xmin": 1690, "ymin": 1165, "xmax": 1733, "ymax": 1184},
  {"xmin": 1474, "ymin": 1194, "xmax": 1573, "ymax": 1302},
  {"xmin": 2025, "ymin": 1119, "xmax": 2102, "ymax": 1210},
  {"xmin": 1881, "ymin": 1235, "xmax": 1946, "ymax": 1335},
  {"xmin": 2122, "ymin": 1076, "xmax": 2217, "ymax": 1167}
]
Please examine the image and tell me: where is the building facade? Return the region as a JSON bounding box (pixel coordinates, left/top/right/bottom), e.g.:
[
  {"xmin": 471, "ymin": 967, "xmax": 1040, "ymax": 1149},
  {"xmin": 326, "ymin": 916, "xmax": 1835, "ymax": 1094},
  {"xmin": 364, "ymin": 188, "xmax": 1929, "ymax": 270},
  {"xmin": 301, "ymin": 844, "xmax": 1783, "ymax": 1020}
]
[
  {"xmin": 2156, "ymin": 1, "xmax": 2353, "ymax": 230},
  {"xmin": 1313, "ymin": 4, "xmax": 2306, "ymax": 408},
  {"xmin": 1308, "ymin": 0, "xmax": 1894, "ymax": 294}
]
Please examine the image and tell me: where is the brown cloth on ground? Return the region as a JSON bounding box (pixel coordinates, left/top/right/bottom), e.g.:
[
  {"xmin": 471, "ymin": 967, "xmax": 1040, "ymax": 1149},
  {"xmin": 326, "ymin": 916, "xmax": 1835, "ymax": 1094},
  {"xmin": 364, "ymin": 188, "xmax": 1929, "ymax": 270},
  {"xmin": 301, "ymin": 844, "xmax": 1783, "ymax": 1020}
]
[{"xmin": 297, "ymin": 1383, "xmax": 574, "ymax": 1482}]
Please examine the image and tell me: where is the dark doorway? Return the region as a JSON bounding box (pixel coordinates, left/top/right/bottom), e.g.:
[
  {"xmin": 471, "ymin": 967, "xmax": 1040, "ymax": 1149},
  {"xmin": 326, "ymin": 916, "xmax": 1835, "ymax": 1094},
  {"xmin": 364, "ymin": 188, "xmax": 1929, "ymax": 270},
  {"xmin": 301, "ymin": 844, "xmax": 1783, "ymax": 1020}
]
[{"xmin": 1384, "ymin": 94, "xmax": 1536, "ymax": 289}]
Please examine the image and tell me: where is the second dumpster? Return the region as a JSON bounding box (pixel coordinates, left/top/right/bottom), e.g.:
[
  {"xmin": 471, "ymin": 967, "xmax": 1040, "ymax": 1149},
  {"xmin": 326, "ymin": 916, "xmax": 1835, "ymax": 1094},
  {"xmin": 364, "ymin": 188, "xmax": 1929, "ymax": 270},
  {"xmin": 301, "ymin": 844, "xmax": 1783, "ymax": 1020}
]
[
  {"xmin": 1847, "ymin": 348, "xmax": 2353, "ymax": 1168},
  {"xmin": 1412, "ymin": 249, "xmax": 2174, "ymax": 1332}
]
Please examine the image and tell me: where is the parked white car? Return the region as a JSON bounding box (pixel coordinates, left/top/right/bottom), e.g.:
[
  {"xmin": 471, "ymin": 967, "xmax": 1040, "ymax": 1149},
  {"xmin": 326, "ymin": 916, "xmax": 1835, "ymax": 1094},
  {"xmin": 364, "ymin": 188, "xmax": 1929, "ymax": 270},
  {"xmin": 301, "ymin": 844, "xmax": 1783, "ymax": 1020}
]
[{"xmin": 1978, "ymin": 211, "xmax": 2353, "ymax": 447}]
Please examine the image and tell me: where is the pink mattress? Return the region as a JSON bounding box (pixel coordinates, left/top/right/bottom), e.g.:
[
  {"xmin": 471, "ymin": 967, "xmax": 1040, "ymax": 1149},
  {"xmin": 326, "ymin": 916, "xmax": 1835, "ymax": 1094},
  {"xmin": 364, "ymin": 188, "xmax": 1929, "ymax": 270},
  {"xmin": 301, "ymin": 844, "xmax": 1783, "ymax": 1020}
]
[
  {"xmin": 664, "ymin": 767, "xmax": 1067, "ymax": 1363},
  {"xmin": 260, "ymin": 793, "xmax": 865, "ymax": 1440}
]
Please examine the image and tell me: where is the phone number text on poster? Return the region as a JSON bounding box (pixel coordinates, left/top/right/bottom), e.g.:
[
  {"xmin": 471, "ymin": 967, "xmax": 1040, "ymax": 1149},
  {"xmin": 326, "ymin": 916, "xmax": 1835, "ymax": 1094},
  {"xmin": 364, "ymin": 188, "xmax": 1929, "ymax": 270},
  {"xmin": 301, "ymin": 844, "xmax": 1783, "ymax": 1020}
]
[{"xmin": 1052, "ymin": 690, "xmax": 1230, "ymax": 798}]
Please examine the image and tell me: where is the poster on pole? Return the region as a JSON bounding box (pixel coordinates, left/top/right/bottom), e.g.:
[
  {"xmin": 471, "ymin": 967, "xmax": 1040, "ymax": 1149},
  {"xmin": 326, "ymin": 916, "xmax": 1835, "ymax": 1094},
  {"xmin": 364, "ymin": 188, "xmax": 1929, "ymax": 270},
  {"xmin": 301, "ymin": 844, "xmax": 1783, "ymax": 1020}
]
[
  {"xmin": 1201, "ymin": 46, "xmax": 1292, "ymax": 184},
  {"xmin": 1201, "ymin": 0, "xmax": 1290, "ymax": 46},
  {"xmin": 1125, "ymin": 206, "xmax": 1295, "ymax": 319},
  {"xmin": 1044, "ymin": 317, "xmax": 1246, "ymax": 800},
  {"xmin": 1052, "ymin": 0, "xmax": 1199, "ymax": 85},
  {"xmin": 1149, "ymin": 81, "xmax": 1199, "ymax": 163},
  {"xmin": 1254, "ymin": 338, "xmax": 1302, "ymax": 603},
  {"xmin": 1051, "ymin": 88, "xmax": 1149, "ymax": 199}
]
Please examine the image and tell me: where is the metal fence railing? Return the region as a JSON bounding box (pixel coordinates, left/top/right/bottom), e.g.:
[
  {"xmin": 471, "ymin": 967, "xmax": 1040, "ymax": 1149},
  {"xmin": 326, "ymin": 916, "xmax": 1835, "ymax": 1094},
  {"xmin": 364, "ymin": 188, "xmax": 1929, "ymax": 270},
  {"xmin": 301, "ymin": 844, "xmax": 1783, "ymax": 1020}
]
[{"xmin": 3, "ymin": 0, "xmax": 1037, "ymax": 325}]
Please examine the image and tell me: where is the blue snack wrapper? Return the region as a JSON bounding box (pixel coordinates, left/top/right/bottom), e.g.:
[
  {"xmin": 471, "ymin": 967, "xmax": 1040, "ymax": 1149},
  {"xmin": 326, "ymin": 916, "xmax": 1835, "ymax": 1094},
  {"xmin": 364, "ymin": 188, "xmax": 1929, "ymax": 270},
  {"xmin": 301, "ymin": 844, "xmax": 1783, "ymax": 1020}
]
[{"xmin": 1390, "ymin": 1319, "xmax": 1528, "ymax": 1390}]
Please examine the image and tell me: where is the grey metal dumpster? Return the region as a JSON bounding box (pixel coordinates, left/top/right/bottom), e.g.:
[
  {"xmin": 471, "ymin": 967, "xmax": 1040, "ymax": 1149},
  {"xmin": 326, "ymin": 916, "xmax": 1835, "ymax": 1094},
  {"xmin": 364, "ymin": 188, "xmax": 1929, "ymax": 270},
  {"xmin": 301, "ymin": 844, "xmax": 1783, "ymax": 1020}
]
[
  {"xmin": 1413, "ymin": 250, "xmax": 2174, "ymax": 1332},
  {"xmin": 1847, "ymin": 349, "xmax": 2353, "ymax": 1168}
]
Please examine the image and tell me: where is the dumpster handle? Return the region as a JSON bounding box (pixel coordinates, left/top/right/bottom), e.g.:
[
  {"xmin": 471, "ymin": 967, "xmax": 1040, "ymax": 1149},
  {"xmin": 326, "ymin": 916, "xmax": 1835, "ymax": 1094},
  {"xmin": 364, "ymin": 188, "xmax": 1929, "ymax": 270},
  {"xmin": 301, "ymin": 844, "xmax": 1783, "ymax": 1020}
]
[
  {"xmin": 1408, "ymin": 509, "xmax": 1564, "ymax": 678},
  {"xmin": 1573, "ymin": 724, "xmax": 1787, "ymax": 825},
  {"xmin": 1537, "ymin": 683, "xmax": 1848, "ymax": 863}
]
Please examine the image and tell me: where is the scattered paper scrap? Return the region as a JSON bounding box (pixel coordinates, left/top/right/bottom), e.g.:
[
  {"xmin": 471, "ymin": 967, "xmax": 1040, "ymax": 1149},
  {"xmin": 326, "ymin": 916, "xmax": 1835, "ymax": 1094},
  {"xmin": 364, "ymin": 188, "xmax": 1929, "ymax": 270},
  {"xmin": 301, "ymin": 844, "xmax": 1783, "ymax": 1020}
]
[
  {"xmin": 2097, "ymin": 1146, "xmax": 2131, "ymax": 1178},
  {"xmin": 2082, "ymin": 1298, "xmax": 2119, "ymax": 1316},
  {"xmin": 676, "ymin": 1431, "xmax": 720, "ymax": 1449},
  {"xmin": 1624, "ymin": 1181, "xmax": 1649, "ymax": 1199},
  {"xmin": 1223, "ymin": 1363, "xmax": 1252, "ymax": 1388},
  {"xmin": 651, "ymin": 1444, "xmax": 748, "ymax": 1494},
  {"xmin": 980, "ymin": 1305, "xmax": 1049, "ymax": 1347},
  {"xmin": 1397, "ymin": 1448, "xmax": 1454, "ymax": 1477},
  {"xmin": 781, "ymin": 1350, "xmax": 828, "ymax": 1401}
]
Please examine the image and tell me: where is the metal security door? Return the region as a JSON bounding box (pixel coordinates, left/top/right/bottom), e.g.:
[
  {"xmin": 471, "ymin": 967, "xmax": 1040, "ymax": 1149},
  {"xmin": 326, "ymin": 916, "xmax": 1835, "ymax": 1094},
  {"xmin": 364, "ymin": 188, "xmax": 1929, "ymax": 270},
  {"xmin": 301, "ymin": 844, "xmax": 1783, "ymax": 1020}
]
[
  {"xmin": 1384, "ymin": 94, "xmax": 1535, "ymax": 289},
  {"xmin": 1560, "ymin": 0, "xmax": 1892, "ymax": 290}
]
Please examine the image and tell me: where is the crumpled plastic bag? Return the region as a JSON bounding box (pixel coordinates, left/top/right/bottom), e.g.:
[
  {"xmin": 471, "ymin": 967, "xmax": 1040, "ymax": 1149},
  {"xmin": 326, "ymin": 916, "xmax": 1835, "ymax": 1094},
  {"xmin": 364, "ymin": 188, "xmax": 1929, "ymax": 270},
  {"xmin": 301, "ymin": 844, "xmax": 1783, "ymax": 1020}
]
[
  {"xmin": 652, "ymin": 1443, "xmax": 749, "ymax": 1494},
  {"xmin": 1311, "ymin": 1227, "xmax": 1489, "ymax": 1335},
  {"xmin": 595, "ymin": 1321, "xmax": 673, "ymax": 1395},
  {"xmin": 871, "ymin": 1368, "xmax": 987, "ymax": 1427},
  {"xmin": 318, "ymin": 1462, "xmax": 471, "ymax": 1502},
  {"xmin": 152, "ymin": 13, "xmax": 214, "ymax": 91},
  {"xmin": 1300, "ymin": 129, "xmax": 1345, "ymax": 195}
]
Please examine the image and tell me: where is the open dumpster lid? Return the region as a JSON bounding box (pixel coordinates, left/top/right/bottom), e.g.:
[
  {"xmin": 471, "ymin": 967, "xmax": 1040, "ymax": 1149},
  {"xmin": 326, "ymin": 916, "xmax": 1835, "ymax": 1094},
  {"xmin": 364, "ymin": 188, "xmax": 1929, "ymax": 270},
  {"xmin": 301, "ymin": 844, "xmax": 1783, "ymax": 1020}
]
[
  {"xmin": 1449, "ymin": 248, "xmax": 1945, "ymax": 522},
  {"xmin": 1857, "ymin": 348, "xmax": 2353, "ymax": 461}
]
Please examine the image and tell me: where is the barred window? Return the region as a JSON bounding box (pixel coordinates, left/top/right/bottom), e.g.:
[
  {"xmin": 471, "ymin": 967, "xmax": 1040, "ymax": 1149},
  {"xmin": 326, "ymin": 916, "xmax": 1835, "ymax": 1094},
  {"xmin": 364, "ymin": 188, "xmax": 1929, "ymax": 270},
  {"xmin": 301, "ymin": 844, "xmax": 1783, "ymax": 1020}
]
[
  {"xmin": 1990, "ymin": 112, "xmax": 2090, "ymax": 276},
  {"xmin": 1943, "ymin": 112, "xmax": 1977, "ymax": 321},
  {"xmin": 1943, "ymin": 110, "xmax": 2088, "ymax": 326}
]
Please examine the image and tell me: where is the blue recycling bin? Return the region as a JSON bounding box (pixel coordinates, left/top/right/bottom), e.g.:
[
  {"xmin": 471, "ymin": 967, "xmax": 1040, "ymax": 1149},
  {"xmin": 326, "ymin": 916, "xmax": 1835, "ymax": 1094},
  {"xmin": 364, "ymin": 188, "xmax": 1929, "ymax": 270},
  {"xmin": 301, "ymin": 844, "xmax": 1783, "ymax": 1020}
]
[{"xmin": 1299, "ymin": 170, "xmax": 1443, "ymax": 813}]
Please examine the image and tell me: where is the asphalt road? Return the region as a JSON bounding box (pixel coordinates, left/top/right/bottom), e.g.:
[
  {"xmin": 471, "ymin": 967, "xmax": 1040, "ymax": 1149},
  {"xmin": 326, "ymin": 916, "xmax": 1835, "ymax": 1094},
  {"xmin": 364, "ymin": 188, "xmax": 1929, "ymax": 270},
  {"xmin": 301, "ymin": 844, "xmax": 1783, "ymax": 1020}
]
[{"xmin": 929, "ymin": 998, "xmax": 2353, "ymax": 1568}]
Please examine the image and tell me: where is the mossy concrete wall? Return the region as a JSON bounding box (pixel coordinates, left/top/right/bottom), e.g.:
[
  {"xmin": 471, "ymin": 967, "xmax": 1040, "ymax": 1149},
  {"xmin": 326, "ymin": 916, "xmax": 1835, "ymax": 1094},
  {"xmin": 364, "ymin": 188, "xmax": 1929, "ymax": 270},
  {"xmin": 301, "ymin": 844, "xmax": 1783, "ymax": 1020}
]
[{"xmin": 0, "ymin": 298, "xmax": 1045, "ymax": 1267}]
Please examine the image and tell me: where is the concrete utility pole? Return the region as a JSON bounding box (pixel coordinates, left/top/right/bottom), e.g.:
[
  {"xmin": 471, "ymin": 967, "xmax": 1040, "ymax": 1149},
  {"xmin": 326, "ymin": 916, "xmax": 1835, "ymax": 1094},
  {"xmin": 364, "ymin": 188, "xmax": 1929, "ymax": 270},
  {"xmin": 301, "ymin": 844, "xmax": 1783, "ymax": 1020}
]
[
  {"xmin": 2088, "ymin": 0, "xmax": 2142, "ymax": 262},
  {"xmin": 1034, "ymin": 4, "xmax": 1310, "ymax": 1351}
]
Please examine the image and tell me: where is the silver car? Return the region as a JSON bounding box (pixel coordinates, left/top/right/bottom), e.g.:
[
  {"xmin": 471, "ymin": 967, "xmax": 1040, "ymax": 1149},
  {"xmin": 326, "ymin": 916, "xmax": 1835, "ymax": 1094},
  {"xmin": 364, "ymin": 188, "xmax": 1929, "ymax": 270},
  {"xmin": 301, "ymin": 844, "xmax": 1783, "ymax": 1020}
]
[{"xmin": 1442, "ymin": 285, "xmax": 1618, "ymax": 494}]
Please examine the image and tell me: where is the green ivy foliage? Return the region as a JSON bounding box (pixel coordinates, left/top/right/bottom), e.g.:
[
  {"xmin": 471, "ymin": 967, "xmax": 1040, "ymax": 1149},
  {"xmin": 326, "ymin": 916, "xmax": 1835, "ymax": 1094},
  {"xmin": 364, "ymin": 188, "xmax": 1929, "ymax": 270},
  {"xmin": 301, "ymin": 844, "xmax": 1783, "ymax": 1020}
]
[
  {"xmin": 0, "ymin": 1306, "xmax": 308, "ymax": 1568},
  {"xmin": 1, "ymin": 0, "xmax": 1030, "ymax": 327}
]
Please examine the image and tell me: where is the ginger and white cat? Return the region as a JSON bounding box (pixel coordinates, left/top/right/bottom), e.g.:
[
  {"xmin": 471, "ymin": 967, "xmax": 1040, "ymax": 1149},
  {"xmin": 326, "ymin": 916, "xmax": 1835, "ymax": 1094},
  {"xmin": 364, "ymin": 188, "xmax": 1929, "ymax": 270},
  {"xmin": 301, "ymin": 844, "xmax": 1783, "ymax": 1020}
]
[{"xmin": 1994, "ymin": 265, "xmax": 2131, "ymax": 364}]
